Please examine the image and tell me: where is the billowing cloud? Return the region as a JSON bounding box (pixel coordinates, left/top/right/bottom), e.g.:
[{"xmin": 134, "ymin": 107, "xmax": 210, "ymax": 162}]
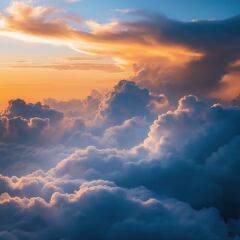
[
  {"xmin": 2, "ymin": 99, "xmax": 63, "ymax": 124},
  {"xmin": 49, "ymin": 95, "xmax": 240, "ymax": 223},
  {"xmin": 1, "ymin": 2, "xmax": 240, "ymax": 100},
  {"xmin": 0, "ymin": 80, "xmax": 165, "ymax": 175},
  {"xmin": 102, "ymin": 117, "xmax": 149, "ymax": 149},
  {"xmin": 1, "ymin": 1, "xmax": 240, "ymax": 238},
  {"xmin": 0, "ymin": 180, "xmax": 230, "ymax": 240},
  {"xmin": 0, "ymin": 99, "xmax": 64, "ymax": 145},
  {"xmin": 97, "ymin": 80, "xmax": 167, "ymax": 126},
  {"xmin": 0, "ymin": 89, "xmax": 239, "ymax": 238}
]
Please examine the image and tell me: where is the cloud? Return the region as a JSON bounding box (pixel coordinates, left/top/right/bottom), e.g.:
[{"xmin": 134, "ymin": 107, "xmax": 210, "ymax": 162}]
[
  {"xmin": 0, "ymin": 2, "xmax": 202, "ymax": 82},
  {"xmin": 97, "ymin": 80, "xmax": 167, "ymax": 126},
  {"xmin": 129, "ymin": 15, "xmax": 240, "ymax": 101},
  {"xmin": 0, "ymin": 180, "xmax": 230, "ymax": 240},
  {"xmin": 44, "ymin": 90, "xmax": 102, "ymax": 120},
  {"xmin": 0, "ymin": 99, "xmax": 66, "ymax": 147},
  {"xmin": 1, "ymin": 2, "xmax": 240, "ymax": 237},
  {"xmin": 49, "ymin": 95, "xmax": 240, "ymax": 223},
  {"xmin": 0, "ymin": 116, "xmax": 50, "ymax": 144},
  {"xmin": 11, "ymin": 63, "xmax": 123, "ymax": 72},
  {"xmin": 232, "ymin": 94, "xmax": 240, "ymax": 106},
  {"xmin": 0, "ymin": 143, "xmax": 72, "ymax": 175},
  {"xmin": 0, "ymin": 80, "xmax": 164, "ymax": 175},
  {"xmin": 102, "ymin": 117, "xmax": 149, "ymax": 149},
  {"xmin": 2, "ymin": 2, "xmax": 240, "ymax": 99},
  {"xmin": 0, "ymin": 80, "xmax": 239, "ymax": 238},
  {"xmin": 2, "ymin": 99, "xmax": 63, "ymax": 124}
]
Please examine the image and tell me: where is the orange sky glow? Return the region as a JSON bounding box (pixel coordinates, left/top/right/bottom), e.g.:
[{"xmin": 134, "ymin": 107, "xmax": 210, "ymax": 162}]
[{"xmin": 0, "ymin": 1, "xmax": 238, "ymax": 108}]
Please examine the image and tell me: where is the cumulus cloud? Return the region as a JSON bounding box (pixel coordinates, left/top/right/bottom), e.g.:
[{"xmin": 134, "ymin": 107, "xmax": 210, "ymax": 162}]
[
  {"xmin": 97, "ymin": 80, "xmax": 167, "ymax": 126},
  {"xmin": 0, "ymin": 99, "xmax": 65, "ymax": 146},
  {"xmin": 2, "ymin": 99, "xmax": 63, "ymax": 124},
  {"xmin": 1, "ymin": 1, "xmax": 240, "ymax": 238},
  {"xmin": 102, "ymin": 117, "xmax": 149, "ymax": 149},
  {"xmin": 0, "ymin": 181, "xmax": 230, "ymax": 240},
  {"xmin": 0, "ymin": 100, "xmax": 68, "ymax": 175},
  {"xmin": 0, "ymin": 83, "xmax": 239, "ymax": 238},
  {"xmin": 0, "ymin": 116, "xmax": 49, "ymax": 144},
  {"xmin": 49, "ymin": 95, "xmax": 240, "ymax": 224},
  {"xmin": 0, "ymin": 80, "xmax": 165, "ymax": 176}
]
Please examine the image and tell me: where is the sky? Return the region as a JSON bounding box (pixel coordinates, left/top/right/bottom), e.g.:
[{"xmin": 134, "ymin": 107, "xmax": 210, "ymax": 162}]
[
  {"xmin": 0, "ymin": 1, "xmax": 240, "ymax": 240},
  {"xmin": 0, "ymin": 0, "xmax": 240, "ymax": 107}
]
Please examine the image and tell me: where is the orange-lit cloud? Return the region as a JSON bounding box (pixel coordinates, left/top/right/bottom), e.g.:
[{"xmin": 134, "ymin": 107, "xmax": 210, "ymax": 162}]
[
  {"xmin": 211, "ymin": 73, "xmax": 240, "ymax": 101},
  {"xmin": 0, "ymin": 1, "xmax": 203, "ymax": 73},
  {"xmin": 11, "ymin": 62, "xmax": 123, "ymax": 72},
  {"xmin": 1, "ymin": 1, "xmax": 240, "ymax": 103}
]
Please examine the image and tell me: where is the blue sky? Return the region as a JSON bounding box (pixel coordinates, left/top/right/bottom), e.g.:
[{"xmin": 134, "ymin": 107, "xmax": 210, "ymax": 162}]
[
  {"xmin": 1, "ymin": 0, "xmax": 240, "ymax": 21},
  {"xmin": 50, "ymin": 0, "xmax": 240, "ymax": 21}
]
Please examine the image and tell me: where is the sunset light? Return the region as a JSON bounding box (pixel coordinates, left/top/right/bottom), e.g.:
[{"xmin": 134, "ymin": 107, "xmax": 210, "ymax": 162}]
[{"xmin": 0, "ymin": 1, "xmax": 240, "ymax": 240}]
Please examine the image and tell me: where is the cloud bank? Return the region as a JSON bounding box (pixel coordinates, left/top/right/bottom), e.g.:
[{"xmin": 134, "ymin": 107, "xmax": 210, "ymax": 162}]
[
  {"xmin": 0, "ymin": 78, "xmax": 239, "ymax": 239},
  {"xmin": 0, "ymin": 1, "xmax": 240, "ymax": 239}
]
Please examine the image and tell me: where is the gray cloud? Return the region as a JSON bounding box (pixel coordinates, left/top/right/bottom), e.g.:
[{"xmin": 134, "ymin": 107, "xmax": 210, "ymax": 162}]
[
  {"xmin": 0, "ymin": 82, "xmax": 239, "ymax": 239},
  {"xmin": 0, "ymin": 181, "xmax": 230, "ymax": 240}
]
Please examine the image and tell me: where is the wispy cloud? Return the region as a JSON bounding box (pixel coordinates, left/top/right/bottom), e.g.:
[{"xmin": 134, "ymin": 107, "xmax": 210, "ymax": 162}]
[
  {"xmin": 11, "ymin": 62, "xmax": 123, "ymax": 72},
  {"xmin": 0, "ymin": 1, "xmax": 240, "ymax": 99}
]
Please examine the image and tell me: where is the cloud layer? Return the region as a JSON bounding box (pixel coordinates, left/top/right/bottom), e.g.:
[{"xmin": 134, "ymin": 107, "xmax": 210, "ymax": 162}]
[
  {"xmin": 0, "ymin": 79, "xmax": 239, "ymax": 239},
  {"xmin": 0, "ymin": 2, "xmax": 240, "ymax": 239}
]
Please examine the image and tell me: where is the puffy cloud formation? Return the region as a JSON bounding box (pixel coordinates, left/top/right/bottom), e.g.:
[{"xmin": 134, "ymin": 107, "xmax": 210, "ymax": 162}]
[
  {"xmin": 0, "ymin": 99, "xmax": 64, "ymax": 146},
  {"xmin": 0, "ymin": 116, "xmax": 49, "ymax": 144},
  {"xmin": 98, "ymin": 80, "xmax": 167, "ymax": 126},
  {"xmin": 0, "ymin": 181, "xmax": 229, "ymax": 240},
  {"xmin": 50, "ymin": 95, "xmax": 240, "ymax": 221},
  {"xmin": 0, "ymin": 80, "xmax": 165, "ymax": 174},
  {"xmin": 0, "ymin": 86, "xmax": 239, "ymax": 239},
  {"xmin": 102, "ymin": 117, "xmax": 149, "ymax": 149},
  {"xmin": 1, "ymin": 2, "xmax": 240, "ymax": 238},
  {"xmin": 0, "ymin": 100, "xmax": 72, "ymax": 174},
  {"xmin": 2, "ymin": 99, "xmax": 63, "ymax": 124}
]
